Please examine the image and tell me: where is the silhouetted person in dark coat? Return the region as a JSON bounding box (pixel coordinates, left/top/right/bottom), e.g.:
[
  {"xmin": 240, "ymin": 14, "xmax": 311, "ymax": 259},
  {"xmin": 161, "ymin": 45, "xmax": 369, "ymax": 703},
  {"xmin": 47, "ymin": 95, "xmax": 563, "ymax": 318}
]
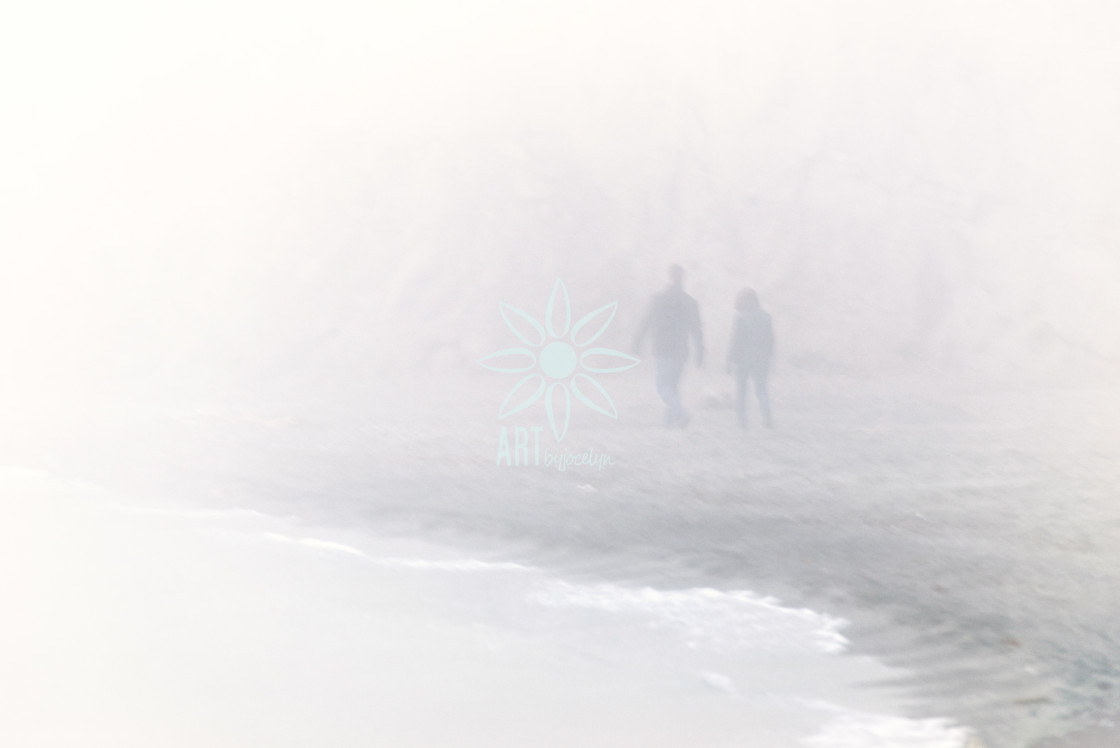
[
  {"xmin": 726, "ymin": 288, "xmax": 773, "ymax": 428},
  {"xmin": 633, "ymin": 264, "xmax": 704, "ymax": 428}
]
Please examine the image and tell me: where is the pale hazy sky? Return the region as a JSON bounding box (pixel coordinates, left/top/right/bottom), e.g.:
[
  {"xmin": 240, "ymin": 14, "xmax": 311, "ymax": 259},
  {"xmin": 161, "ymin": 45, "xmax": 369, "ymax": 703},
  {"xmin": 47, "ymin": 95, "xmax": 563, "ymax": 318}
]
[{"xmin": 2, "ymin": 1, "xmax": 1118, "ymax": 413}]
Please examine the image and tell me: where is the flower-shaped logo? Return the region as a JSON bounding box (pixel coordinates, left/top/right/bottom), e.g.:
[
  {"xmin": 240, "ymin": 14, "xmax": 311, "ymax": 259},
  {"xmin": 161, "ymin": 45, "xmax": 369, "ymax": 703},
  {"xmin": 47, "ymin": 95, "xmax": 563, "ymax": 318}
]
[{"xmin": 478, "ymin": 280, "xmax": 640, "ymax": 442}]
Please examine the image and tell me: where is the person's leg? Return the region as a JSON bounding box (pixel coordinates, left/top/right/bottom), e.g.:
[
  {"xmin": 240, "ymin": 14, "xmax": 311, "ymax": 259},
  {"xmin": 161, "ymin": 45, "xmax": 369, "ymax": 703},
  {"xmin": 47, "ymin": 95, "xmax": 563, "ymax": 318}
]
[
  {"xmin": 655, "ymin": 357, "xmax": 681, "ymax": 425},
  {"xmin": 734, "ymin": 365, "xmax": 747, "ymax": 428},
  {"xmin": 655, "ymin": 356, "xmax": 687, "ymax": 426},
  {"xmin": 754, "ymin": 365, "xmax": 773, "ymax": 428},
  {"xmin": 668, "ymin": 357, "xmax": 689, "ymax": 427}
]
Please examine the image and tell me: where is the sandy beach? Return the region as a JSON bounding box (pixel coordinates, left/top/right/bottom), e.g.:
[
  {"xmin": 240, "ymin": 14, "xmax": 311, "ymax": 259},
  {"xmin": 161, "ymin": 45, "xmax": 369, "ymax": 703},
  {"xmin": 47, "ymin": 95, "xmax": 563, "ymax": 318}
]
[
  {"xmin": 7, "ymin": 369, "xmax": 1116, "ymax": 747},
  {"xmin": 3, "ymin": 463, "xmax": 971, "ymax": 747},
  {"xmin": 4, "ymin": 0, "xmax": 1120, "ymax": 744}
]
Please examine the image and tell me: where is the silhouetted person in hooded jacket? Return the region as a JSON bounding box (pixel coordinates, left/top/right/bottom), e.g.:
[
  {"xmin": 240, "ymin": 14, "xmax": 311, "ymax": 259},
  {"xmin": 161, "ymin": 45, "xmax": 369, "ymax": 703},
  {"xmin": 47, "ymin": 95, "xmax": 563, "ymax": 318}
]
[
  {"xmin": 726, "ymin": 288, "xmax": 773, "ymax": 428},
  {"xmin": 633, "ymin": 264, "xmax": 704, "ymax": 428}
]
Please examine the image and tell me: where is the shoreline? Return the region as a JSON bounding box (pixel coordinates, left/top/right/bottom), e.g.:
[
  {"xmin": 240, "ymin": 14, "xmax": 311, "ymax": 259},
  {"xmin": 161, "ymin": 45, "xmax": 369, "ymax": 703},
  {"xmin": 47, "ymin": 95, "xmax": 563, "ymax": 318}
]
[
  {"xmin": 8, "ymin": 372, "xmax": 1119, "ymax": 746},
  {"xmin": 4, "ymin": 465, "xmax": 975, "ymax": 747}
]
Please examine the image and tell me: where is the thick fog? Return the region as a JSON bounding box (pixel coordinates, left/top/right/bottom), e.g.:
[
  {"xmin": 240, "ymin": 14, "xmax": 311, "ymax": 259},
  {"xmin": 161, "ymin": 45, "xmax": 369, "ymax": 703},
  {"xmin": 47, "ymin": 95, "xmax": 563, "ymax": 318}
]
[
  {"xmin": 6, "ymin": 5, "xmax": 1120, "ymax": 746},
  {"xmin": 3, "ymin": 0, "xmax": 1119, "ymax": 415}
]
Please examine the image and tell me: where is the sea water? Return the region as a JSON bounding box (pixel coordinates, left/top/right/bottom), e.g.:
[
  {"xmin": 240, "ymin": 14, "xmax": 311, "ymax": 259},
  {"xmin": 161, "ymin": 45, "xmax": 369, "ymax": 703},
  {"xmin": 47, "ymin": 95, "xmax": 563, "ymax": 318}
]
[{"xmin": 0, "ymin": 466, "xmax": 971, "ymax": 747}]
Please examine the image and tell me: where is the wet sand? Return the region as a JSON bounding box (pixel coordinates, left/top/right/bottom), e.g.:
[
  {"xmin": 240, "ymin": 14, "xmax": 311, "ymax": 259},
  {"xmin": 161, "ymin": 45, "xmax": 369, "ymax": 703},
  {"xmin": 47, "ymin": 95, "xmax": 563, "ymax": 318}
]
[
  {"xmin": 12, "ymin": 369, "xmax": 1120, "ymax": 747},
  {"xmin": 2, "ymin": 466, "xmax": 970, "ymax": 747}
]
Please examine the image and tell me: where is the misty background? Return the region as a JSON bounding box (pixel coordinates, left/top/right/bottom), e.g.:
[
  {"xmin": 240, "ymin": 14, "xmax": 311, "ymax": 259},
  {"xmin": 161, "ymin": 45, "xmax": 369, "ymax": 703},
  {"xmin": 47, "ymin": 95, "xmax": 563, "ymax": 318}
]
[
  {"xmin": 2, "ymin": 0, "xmax": 1119, "ymax": 419},
  {"xmin": 5, "ymin": 5, "xmax": 1120, "ymax": 746}
]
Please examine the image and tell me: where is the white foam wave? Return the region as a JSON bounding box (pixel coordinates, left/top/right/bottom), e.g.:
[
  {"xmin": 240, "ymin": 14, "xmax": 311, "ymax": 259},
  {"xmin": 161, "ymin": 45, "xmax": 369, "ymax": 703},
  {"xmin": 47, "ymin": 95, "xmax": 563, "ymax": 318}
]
[
  {"xmin": 261, "ymin": 531, "xmax": 530, "ymax": 572},
  {"xmin": 376, "ymin": 557, "xmax": 531, "ymax": 572},
  {"xmin": 804, "ymin": 703, "xmax": 972, "ymax": 748},
  {"xmin": 263, "ymin": 532, "xmax": 370, "ymax": 558},
  {"xmin": 530, "ymin": 581, "xmax": 849, "ymax": 655},
  {"xmin": 109, "ymin": 504, "xmax": 275, "ymax": 521}
]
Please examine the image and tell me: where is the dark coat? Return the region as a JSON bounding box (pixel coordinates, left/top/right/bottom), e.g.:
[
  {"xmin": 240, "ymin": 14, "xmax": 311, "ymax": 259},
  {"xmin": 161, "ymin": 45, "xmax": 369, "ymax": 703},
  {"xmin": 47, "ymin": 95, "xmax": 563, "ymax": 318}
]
[
  {"xmin": 727, "ymin": 308, "xmax": 774, "ymax": 369},
  {"xmin": 634, "ymin": 287, "xmax": 704, "ymax": 361}
]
